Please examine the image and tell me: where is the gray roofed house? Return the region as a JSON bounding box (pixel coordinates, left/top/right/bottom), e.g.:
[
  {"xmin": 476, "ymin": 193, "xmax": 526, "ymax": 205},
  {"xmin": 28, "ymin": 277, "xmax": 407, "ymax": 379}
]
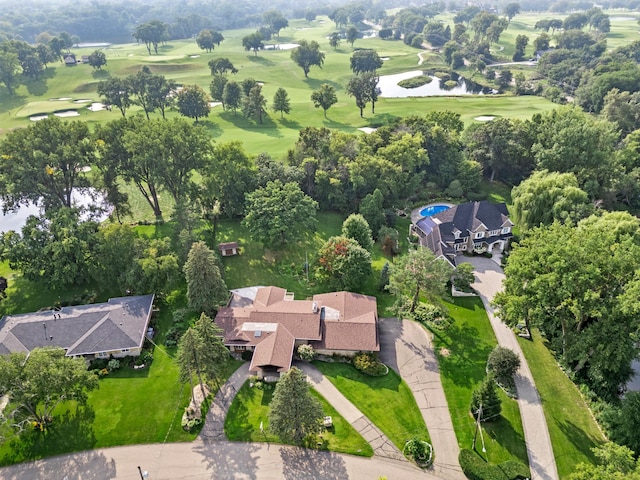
[
  {"xmin": 0, "ymin": 295, "xmax": 155, "ymax": 359},
  {"xmin": 412, "ymin": 201, "xmax": 514, "ymax": 266}
]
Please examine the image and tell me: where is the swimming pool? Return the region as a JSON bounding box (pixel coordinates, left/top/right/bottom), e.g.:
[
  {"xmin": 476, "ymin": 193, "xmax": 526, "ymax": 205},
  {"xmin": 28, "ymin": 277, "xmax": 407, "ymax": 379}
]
[{"xmin": 419, "ymin": 204, "xmax": 450, "ymax": 217}]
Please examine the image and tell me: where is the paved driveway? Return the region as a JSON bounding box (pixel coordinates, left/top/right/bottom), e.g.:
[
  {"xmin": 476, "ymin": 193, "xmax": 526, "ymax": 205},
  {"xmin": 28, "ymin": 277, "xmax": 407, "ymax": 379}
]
[
  {"xmin": 457, "ymin": 255, "xmax": 559, "ymax": 480},
  {"xmin": 379, "ymin": 318, "xmax": 466, "ymax": 480}
]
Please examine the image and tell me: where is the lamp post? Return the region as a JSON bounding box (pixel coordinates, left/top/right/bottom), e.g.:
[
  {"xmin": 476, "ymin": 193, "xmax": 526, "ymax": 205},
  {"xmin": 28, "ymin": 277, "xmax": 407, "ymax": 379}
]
[{"xmin": 137, "ymin": 466, "xmax": 149, "ymax": 480}]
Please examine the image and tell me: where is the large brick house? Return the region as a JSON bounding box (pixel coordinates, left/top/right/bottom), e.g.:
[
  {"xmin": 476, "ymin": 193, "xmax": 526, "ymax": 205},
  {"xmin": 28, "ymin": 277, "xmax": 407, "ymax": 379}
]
[
  {"xmin": 214, "ymin": 286, "xmax": 379, "ymax": 379},
  {"xmin": 412, "ymin": 201, "xmax": 514, "ymax": 267}
]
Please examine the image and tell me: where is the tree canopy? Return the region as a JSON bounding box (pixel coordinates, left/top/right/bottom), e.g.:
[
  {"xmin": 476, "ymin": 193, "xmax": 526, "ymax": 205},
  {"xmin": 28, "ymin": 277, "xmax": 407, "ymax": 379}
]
[
  {"xmin": 176, "ymin": 84, "xmax": 210, "ymax": 122},
  {"xmin": 350, "ymin": 49, "xmax": 383, "ymax": 74},
  {"xmin": 310, "ymin": 84, "xmax": 337, "ymax": 118},
  {"xmin": 184, "ymin": 241, "xmax": 228, "ymax": 315},
  {"xmin": 316, "ymin": 236, "xmax": 372, "ymax": 291},
  {"xmin": 290, "ymin": 40, "xmax": 325, "ymax": 78},
  {"xmin": 243, "ymin": 180, "xmax": 318, "ymax": 247}
]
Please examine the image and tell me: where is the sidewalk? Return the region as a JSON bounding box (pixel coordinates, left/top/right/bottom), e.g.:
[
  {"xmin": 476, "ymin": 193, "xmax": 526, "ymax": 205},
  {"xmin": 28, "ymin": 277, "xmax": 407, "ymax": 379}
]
[{"xmin": 295, "ymin": 362, "xmax": 405, "ymax": 461}]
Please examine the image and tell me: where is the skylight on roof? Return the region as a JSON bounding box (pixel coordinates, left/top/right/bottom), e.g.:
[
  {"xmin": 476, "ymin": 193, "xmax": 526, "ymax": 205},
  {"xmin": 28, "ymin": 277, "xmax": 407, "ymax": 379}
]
[{"xmin": 255, "ymin": 330, "xmax": 262, "ymax": 337}]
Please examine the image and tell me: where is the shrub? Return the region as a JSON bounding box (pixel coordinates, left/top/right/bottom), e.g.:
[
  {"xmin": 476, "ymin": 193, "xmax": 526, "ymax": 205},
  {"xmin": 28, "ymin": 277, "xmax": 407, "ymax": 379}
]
[
  {"xmin": 487, "ymin": 346, "xmax": 520, "ymax": 391},
  {"xmin": 413, "ymin": 302, "xmax": 451, "ymax": 330},
  {"xmin": 89, "ymin": 358, "xmax": 110, "ymax": 371},
  {"xmin": 404, "ymin": 437, "xmax": 433, "ymax": 466},
  {"xmin": 107, "ymin": 359, "xmax": 121, "ymax": 372},
  {"xmin": 241, "ymin": 350, "xmax": 253, "ymax": 361},
  {"xmin": 297, "ymin": 344, "xmax": 316, "ymax": 361},
  {"xmin": 353, "ymin": 352, "xmax": 387, "ymax": 376},
  {"xmin": 466, "ymin": 191, "xmax": 488, "ymax": 201},
  {"xmin": 453, "ymin": 263, "xmax": 475, "ymax": 291},
  {"xmin": 445, "ymin": 179, "xmax": 464, "ymax": 198}
]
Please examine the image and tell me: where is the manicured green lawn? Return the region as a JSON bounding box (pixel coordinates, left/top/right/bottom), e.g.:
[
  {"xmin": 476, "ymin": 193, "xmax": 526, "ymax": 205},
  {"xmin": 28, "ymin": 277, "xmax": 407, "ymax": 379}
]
[
  {"xmin": 434, "ymin": 297, "xmax": 529, "ymax": 467},
  {"xmin": 518, "ymin": 330, "xmax": 605, "ymax": 478},
  {"xmin": 312, "ymin": 361, "xmax": 429, "ymax": 451},
  {"xmin": 224, "ymin": 380, "xmax": 373, "ymax": 457}
]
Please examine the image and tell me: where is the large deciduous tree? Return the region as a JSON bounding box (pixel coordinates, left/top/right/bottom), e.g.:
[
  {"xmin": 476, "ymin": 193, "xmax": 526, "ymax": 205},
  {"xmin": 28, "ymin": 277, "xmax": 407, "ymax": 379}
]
[
  {"xmin": 316, "ymin": 236, "xmax": 372, "ymax": 291},
  {"xmin": 133, "ymin": 20, "xmax": 168, "ymax": 55},
  {"xmin": 268, "ymin": 367, "xmax": 323, "ymax": 445},
  {"xmin": 176, "ymin": 84, "xmax": 210, "ymax": 122},
  {"xmin": 0, "ymin": 347, "xmax": 98, "ymax": 430},
  {"xmin": 98, "ymin": 76, "xmax": 131, "ymax": 116},
  {"xmin": 291, "ymin": 40, "xmax": 325, "ymax": 78},
  {"xmin": 349, "ymin": 49, "xmax": 383, "ymax": 74},
  {"xmin": 569, "ymin": 442, "xmax": 640, "ymax": 480},
  {"xmin": 272, "ymin": 87, "xmax": 291, "ymax": 118},
  {"xmin": 196, "ymin": 29, "xmax": 216, "ymax": 52},
  {"xmin": 242, "ymin": 32, "xmax": 264, "ymax": 56},
  {"xmin": 511, "ymin": 170, "xmax": 593, "ymax": 230},
  {"xmin": 494, "ymin": 212, "xmax": 640, "ymax": 399},
  {"xmin": 87, "ymin": 50, "xmax": 107, "ymax": 69},
  {"xmin": 184, "ymin": 241, "xmax": 228, "ymax": 315},
  {"xmin": 208, "ymin": 58, "xmax": 237, "ymax": 76},
  {"xmin": 242, "ymin": 84, "xmax": 267, "ymax": 124},
  {"xmin": 387, "ymin": 247, "xmax": 453, "ymax": 314},
  {"xmin": 341, "ymin": 213, "xmax": 374, "ymax": 251},
  {"xmin": 0, "ymin": 117, "xmax": 95, "ymax": 212},
  {"xmin": 0, "ymin": 208, "xmax": 98, "ymax": 287},
  {"xmin": 263, "ymin": 10, "xmax": 289, "ymax": 38},
  {"xmin": 310, "ymin": 84, "xmax": 337, "ymax": 118},
  {"xmin": 346, "ymin": 74, "xmax": 370, "ymax": 117},
  {"xmin": 243, "ymin": 180, "xmax": 318, "ymax": 247},
  {"xmin": 0, "ymin": 50, "xmax": 20, "ymax": 94}
]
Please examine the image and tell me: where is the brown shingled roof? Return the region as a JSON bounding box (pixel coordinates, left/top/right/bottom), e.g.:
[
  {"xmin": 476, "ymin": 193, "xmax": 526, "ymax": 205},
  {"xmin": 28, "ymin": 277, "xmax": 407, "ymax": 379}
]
[
  {"xmin": 312, "ymin": 292, "xmax": 377, "ymax": 321},
  {"xmin": 254, "ymin": 286, "xmax": 288, "ymax": 307},
  {"xmin": 249, "ymin": 325, "xmax": 295, "ymax": 373}
]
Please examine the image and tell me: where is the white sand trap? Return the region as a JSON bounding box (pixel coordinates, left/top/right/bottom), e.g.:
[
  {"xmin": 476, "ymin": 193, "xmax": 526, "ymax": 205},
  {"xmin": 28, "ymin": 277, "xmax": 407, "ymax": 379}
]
[
  {"xmin": 74, "ymin": 99, "xmax": 92, "ymax": 103},
  {"xmin": 189, "ymin": 55, "xmax": 200, "ymax": 58},
  {"xmin": 87, "ymin": 102, "xmax": 106, "ymax": 112},
  {"xmin": 30, "ymin": 115, "xmax": 48, "ymax": 121},
  {"xmin": 358, "ymin": 127, "xmax": 377, "ymax": 134},
  {"xmin": 264, "ymin": 43, "xmax": 299, "ymax": 50},
  {"xmin": 54, "ymin": 110, "xmax": 80, "ymax": 117},
  {"xmin": 381, "ymin": 57, "xmax": 390, "ymax": 61},
  {"xmin": 475, "ymin": 116, "xmax": 496, "ymax": 121},
  {"xmin": 209, "ymin": 102, "xmax": 222, "ymax": 108},
  {"xmin": 80, "ymin": 166, "xmax": 92, "ymax": 173},
  {"xmin": 53, "ymin": 97, "xmax": 72, "ymax": 101},
  {"xmin": 128, "ymin": 54, "xmax": 134, "ymax": 57}
]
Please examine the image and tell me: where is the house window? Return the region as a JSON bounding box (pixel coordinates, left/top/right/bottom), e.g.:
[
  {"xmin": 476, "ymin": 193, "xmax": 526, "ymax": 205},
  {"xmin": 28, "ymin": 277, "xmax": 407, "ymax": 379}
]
[
  {"xmin": 234, "ymin": 345, "xmax": 247, "ymax": 351},
  {"xmin": 97, "ymin": 352, "xmax": 108, "ymax": 358},
  {"xmin": 454, "ymin": 231, "xmax": 460, "ymax": 239},
  {"xmin": 502, "ymin": 227, "xmax": 511, "ymax": 234},
  {"xmin": 475, "ymin": 232, "xmax": 484, "ymax": 239},
  {"xmin": 461, "ymin": 244, "xmax": 467, "ymax": 250},
  {"xmin": 121, "ymin": 348, "xmax": 130, "ymax": 353},
  {"xmin": 489, "ymin": 230, "xmax": 500, "ymax": 236}
]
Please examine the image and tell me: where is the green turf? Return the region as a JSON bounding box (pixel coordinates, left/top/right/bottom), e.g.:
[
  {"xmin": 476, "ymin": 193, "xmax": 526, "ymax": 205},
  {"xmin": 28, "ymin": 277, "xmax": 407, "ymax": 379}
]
[
  {"xmin": 224, "ymin": 380, "xmax": 373, "ymax": 456},
  {"xmin": 433, "ymin": 297, "xmax": 528, "ymax": 467},
  {"xmin": 312, "ymin": 361, "xmax": 430, "ymax": 451},
  {"xmin": 517, "ymin": 330, "xmax": 605, "ymax": 478}
]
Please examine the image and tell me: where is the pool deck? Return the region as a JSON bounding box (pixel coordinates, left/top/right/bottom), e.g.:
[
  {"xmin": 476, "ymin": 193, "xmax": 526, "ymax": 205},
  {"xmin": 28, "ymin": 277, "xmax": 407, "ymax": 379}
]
[{"xmin": 410, "ymin": 202, "xmax": 455, "ymax": 224}]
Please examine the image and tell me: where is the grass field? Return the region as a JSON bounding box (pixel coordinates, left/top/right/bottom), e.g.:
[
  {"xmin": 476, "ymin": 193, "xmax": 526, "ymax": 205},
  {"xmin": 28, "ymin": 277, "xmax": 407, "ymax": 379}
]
[
  {"xmin": 312, "ymin": 361, "xmax": 430, "ymax": 451},
  {"xmin": 433, "ymin": 297, "xmax": 528, "ymax": 468},
  {"xmin": 224, "ymin": 380, "xmax": 373, "ymax": 457},
  {"xmin": 518, "ymin": 330, "xmax": 605, "ymax": 478}
]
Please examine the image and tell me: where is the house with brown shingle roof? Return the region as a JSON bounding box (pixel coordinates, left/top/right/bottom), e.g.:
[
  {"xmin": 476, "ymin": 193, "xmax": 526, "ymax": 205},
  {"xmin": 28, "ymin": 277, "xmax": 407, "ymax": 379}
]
[{"xmin": 215, "ymin": 286, "xmax": 379, "ymax": 379}]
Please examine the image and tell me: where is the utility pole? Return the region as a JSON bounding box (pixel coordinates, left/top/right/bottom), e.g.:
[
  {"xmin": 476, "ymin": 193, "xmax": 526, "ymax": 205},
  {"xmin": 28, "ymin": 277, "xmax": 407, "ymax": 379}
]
[{"xmin": 472, "ymin": 403, "xmax": 483, "ymax": 451}]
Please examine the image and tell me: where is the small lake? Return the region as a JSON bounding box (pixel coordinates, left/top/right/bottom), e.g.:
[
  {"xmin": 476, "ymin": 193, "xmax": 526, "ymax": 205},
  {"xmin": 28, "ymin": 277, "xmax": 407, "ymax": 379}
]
[
  {"xmin": 0, "ymin": 190, "xmax": 110, "ymax": 234},
  {"xmin": 378, "ymin": 70, "xmax": 496, "ymax": 98},
  {"xmin": 628, "ymin": 360, "xmax": 640, "ymax": 391}
]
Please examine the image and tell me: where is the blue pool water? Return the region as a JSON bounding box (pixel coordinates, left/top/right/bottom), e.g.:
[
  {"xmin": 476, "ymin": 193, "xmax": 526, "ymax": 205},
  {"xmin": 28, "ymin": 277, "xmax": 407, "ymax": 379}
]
[{"xmin": 419, "ymin": 205, "xmax": 450, "ymax": 217}]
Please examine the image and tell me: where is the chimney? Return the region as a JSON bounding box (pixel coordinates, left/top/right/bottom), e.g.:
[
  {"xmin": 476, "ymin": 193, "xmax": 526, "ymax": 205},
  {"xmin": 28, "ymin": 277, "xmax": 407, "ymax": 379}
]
[{"xmin": 312, "ymin": 302, "xmax": 318, "ymax": 314}]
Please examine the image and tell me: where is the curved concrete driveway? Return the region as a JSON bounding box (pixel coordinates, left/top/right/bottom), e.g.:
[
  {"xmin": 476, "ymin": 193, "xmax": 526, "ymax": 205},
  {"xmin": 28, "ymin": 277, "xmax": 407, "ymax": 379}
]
[
  {"xmin": 379, "ymin": 318, "xmax": 466, "ymax": 480},
  {"xmin": 457, "ymin": 255, "xmax": 559, "ymax": 480}
]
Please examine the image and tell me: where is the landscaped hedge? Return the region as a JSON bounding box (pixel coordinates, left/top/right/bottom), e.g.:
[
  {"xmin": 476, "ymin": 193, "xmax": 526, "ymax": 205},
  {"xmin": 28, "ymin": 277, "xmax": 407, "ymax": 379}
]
[
  {"xmin": 352, "ymin": 352, "xmax": 387, "ymax": 376},
  {"xmin": 459, "ymin": 449, "xmax": 530, "ymax": 480}
]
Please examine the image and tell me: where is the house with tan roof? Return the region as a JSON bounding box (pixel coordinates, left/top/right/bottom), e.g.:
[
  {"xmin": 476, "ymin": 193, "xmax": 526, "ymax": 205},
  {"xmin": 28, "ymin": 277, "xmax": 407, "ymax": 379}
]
[{"xmin": 215, "ymin": 286, "xmax": 379, "ymax": 379}]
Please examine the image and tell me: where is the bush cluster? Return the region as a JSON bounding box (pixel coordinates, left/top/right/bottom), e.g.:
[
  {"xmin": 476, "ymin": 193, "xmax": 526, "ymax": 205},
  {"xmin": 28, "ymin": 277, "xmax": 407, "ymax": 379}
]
[
  {"xmin": 413, "ymin": 302, "xmax": 451, "ymax": 330},
  {"xmin": 459, "ymin": 449, "xmax": 530, "ymax": 480},
  {"xmin": 353, "ymin": 352, "xmax": 387, "ymax": 376}
]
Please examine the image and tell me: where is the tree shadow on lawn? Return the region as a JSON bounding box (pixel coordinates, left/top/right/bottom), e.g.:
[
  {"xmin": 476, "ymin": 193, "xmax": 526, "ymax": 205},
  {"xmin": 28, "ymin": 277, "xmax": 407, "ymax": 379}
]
[
  {"xmin": 91, "ymin": 69, "xmax": 110, "ymax": 80},
  {"xmin": 368, "ymin": 112, "xmax": 402, "ymax": 128},
  {"xmin": 303, "ymin": 77, "xmax": 343, "ymax": 92},
  {"xmin": 280, "ymin": 446, "xmax": 348, "ymax": 480},
  {"xmin": 556, "ymin": 420, "xmax": 600, "ymax": 466},
  {"xmin": 225, "ymin": 398, "xmax": 254, "ymax": 441},
  {"xmin": 246, "ymin": 55, "xmax": 276, "ymax": 67},
  {"xmin": 219, "ymin": 112, "xmax": 283, "ymax": 138},
  {"xmin": 1, "ymin": 406, "xmax": 97, "ymax": 467},
  {"xmin": 22, "ymin": 69, "xmax": 56, "ymax": 97},
  {"xmin": 279, "ymin": 117, "xmax": 301, "ymax": 129},
  {"xmin": 436, "ymin": 322, "xmax": 493, "ymax": 389},
  {"xmin": 484, "ymin": 415, "xmax": 528, "ymax": 465},
  {"xmin": 0, "ymin": 449, "xmax": 116, "ymax": 480}
]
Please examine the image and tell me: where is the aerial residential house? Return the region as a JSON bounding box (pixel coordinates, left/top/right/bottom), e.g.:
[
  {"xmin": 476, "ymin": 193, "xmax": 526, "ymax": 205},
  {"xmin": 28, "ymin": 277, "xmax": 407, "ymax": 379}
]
[
  {"xmin": 215, "ymin": 286, "xmax": 379, "ymax": 380},
  {"xmin": 218, "ymin": 241, "xmax": 239, "ymax": 257},
  {"xmin": 412, "ymin": 201, "xmax": 514, "ymax": 267},
  {"xmin": 0, "ymin": 295, "xmax": 155, "ymax": 359},
  {"xmin": 63, "ymin": 54, "xmax": 77, "ymax": 66}
]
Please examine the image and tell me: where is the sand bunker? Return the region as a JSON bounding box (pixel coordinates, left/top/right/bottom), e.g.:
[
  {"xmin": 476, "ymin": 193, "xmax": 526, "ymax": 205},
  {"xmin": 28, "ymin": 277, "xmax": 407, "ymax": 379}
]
[
  {"xmin": 30, "ymin": 115, "xmax": 48, "ymax": 121},
  {"xmin": 475, "ymin": 116, "xmax": 496, "ymax": 121},
  {"xmin": 209, "ymin": 102, "xmax": 222, "ymax": 108},
  {"xmin": 87, "ymin": 102, "xmax": 106, "ymax": 112},
  {"xmin": 74, "ymin": 99, "xmax": 92, "ymax": 104},
  {"xmin": 52, "ymin": 97, "xmax": 72, "ymax": 101},
  {"xmin": 264, "ymin": 43, "xmax": 300, "ymax": 50},
  {"xmin": 381, "ymin": 57, "xmax": 390, "ymax": 61},
  {"xmin": 189, "ymin": 55, "xmax": 200, "ymax": 58},
  {"xmin": 54, "ymin": 110, "xmax": 80, "ymax": 117},
  {"xmin": 358, "ymin": 127, "xmax": 377, "ymax": 134}
]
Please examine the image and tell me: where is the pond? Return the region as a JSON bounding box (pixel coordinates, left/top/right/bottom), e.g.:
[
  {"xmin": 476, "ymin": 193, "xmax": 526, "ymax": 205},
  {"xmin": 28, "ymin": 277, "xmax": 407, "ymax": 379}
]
[
  {"xmin": 378, "ymin": 70, "xmax": 496, "ymax": 98},
  {"xmin": 0, "ymin": 190, "xmax": 111, "ymax": 234}
]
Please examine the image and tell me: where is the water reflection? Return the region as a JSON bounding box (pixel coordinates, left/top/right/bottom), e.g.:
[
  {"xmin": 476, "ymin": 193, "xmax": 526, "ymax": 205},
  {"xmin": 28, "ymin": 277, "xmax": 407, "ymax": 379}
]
[{"xmin": 378, "ymin": 70, "xmax": 496, "ymax": 98}]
